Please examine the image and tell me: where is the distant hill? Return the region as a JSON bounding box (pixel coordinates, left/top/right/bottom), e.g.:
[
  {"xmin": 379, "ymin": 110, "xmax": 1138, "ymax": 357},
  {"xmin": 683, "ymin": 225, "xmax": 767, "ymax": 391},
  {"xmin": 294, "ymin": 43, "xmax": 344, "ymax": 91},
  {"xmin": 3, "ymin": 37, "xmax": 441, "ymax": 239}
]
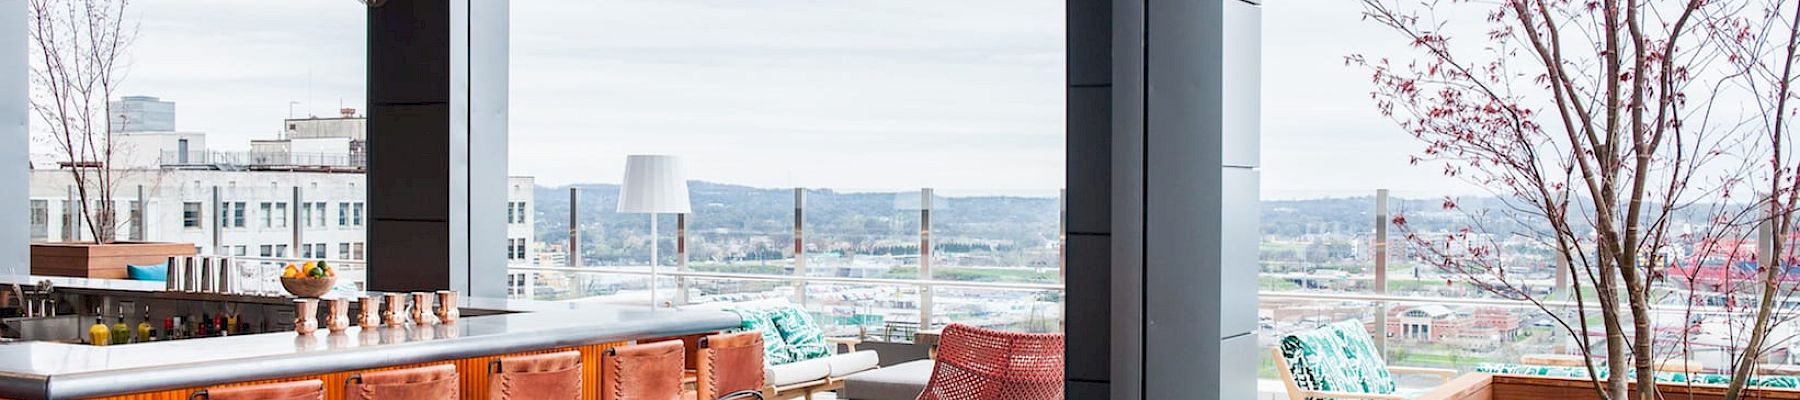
[{"xmin": 533, "ymin": 182, "xmax": 1060, "ymax": 265}]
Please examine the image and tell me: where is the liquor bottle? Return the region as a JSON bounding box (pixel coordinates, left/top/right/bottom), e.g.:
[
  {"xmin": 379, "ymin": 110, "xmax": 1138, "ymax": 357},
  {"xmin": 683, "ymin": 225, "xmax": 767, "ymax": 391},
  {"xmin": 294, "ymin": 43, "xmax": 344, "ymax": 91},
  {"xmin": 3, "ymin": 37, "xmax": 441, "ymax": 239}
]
[
  {"xmin": 171, "ymin": 316, "xmax": 185, "ymax": 340},
  {"xmin": 137, "ymin": 306, "xmax": 153, "ymax": 343},
  {"xmin": 109, "ymin": 307, "xmax": 128, "ymax": 345},
  {"xmin": 88, "ymin": 310, "xmax": 110, "ymax": 346},
  {"xmin": 196, "ymin": 314, "xmax": 209, "ymax": 337},
  {"xmin": 162, "ymin": 318, "xmax": 175, "ymax": 341},
  {"xmin": 214, "ymin": 315, "xmax": 226, "ymax": 336}
]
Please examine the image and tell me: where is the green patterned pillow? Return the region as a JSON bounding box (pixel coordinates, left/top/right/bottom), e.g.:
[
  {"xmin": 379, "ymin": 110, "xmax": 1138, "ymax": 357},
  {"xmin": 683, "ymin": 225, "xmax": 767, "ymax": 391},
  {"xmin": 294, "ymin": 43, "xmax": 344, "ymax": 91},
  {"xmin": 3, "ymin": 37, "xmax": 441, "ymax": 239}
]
[
  {"xmin": 731, "ymin": 308, "xmax": 797, "ymax": 365},
  {"xmin": 1479, "ymin": 363, "xmax": 1800, "ymax": 389},
  {"xmin": 768, "ymin": 305, "xmax": 830, "ymax": 361},
  {"xmin": 1280, "ymin": 320, "xmax": 1397, "ymax": 399}
]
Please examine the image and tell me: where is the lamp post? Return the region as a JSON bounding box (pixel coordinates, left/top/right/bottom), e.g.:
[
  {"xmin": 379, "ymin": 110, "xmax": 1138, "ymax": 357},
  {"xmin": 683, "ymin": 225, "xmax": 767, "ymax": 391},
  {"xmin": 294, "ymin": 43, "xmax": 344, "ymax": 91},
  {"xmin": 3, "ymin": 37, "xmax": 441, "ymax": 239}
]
[{"xmin": 617, "ymin": 155, "xmax": 690, "ymax": 309}]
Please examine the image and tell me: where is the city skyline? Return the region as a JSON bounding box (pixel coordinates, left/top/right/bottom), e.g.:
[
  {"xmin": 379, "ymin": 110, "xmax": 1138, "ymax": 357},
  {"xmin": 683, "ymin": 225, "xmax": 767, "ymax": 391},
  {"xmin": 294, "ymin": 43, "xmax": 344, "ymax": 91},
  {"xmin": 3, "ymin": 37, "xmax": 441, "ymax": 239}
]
[{"xmin": 40, "ymin": 0, "xmax": 1484, "ymax": 198}]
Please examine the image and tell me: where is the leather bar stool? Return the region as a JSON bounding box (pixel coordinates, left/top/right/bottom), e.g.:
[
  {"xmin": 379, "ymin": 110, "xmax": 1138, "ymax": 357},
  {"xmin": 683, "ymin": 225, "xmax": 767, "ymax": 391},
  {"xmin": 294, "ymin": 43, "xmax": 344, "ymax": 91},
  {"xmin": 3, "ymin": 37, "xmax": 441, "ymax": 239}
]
[
  {"xmin": 344, "ymin": 364, "xmax": 459, "ymax": 400},
  {"xmin": 696, "ymin": 331, "xmax": 768, "ymax": 400},
  {"xmin": 489, "ymin": 350, "xmax": 583, "ymax": 400},
  {"xmin": 188, "ymin": 380, "xmax": 325, "ymax": 400},
  {"xmin": 599, "ymin": 340, "xmax": 685, "ymax": 400}
]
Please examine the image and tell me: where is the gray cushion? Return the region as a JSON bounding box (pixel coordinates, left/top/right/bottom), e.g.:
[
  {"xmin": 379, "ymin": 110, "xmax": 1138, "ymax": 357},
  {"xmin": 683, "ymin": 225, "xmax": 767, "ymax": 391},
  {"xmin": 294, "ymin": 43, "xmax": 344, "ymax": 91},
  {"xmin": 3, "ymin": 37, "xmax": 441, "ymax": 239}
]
[{"xmin": 842, "ymin": 359, "xmax": 934, "ymax": 400}]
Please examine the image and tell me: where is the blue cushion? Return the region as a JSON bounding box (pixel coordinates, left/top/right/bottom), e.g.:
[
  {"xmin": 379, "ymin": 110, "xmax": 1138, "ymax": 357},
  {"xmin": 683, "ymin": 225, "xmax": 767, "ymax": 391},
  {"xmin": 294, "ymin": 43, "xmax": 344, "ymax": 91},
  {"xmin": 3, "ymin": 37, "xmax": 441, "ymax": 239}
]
[{"xmin": 127, "ymin": 262, "xmax": 168, "ymax": 281}]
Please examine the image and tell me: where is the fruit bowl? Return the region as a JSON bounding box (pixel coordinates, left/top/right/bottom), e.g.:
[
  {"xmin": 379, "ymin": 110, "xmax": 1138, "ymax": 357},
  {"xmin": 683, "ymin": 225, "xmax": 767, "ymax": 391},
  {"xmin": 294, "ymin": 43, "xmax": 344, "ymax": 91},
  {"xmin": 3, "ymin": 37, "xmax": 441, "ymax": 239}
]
[{"xmin": 280, "ymin": 276, "xmax": 336, "ymax": 298}]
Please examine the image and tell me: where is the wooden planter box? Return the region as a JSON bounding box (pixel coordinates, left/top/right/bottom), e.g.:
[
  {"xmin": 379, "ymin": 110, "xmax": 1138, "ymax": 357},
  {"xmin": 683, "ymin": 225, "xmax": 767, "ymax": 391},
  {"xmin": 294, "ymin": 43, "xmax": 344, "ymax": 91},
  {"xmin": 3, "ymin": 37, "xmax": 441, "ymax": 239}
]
[
  {"xmin": 1484, "ymin": 374, "xmax": 1800, "ymax": 400},
  {"xmin": 29, "ymin": 242, "xmax": 196, "ymax": 279}
]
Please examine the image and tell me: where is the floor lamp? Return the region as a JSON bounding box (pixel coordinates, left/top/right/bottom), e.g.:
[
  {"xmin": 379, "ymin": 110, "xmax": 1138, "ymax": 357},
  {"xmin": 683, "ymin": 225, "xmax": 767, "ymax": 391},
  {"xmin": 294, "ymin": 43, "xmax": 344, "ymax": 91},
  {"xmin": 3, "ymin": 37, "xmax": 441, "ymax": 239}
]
[{"xmin": 617, "ymin": 155, "xmax": 690, "ymax": 309}]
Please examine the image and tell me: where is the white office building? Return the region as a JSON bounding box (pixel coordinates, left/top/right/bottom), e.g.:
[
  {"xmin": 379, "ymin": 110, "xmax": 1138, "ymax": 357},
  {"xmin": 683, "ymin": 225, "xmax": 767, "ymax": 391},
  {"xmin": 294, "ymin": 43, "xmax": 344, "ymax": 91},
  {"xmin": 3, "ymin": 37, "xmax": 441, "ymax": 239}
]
[
  {"xmin": 109, "ymin": 95, "xmax": 176, "ymax": 133},
  {"xmin": 28, "ymin": 128, "xmax": 536, "ymax": 294}
]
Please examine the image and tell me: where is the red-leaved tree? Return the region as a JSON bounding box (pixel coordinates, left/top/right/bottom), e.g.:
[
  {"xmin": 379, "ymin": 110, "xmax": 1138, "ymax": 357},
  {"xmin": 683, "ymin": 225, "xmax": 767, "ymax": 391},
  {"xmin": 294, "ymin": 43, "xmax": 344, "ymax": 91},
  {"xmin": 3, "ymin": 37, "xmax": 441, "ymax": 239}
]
[{"xmin": 1355, "ymin": 0, "xmax": 1800, "ymax": 399}]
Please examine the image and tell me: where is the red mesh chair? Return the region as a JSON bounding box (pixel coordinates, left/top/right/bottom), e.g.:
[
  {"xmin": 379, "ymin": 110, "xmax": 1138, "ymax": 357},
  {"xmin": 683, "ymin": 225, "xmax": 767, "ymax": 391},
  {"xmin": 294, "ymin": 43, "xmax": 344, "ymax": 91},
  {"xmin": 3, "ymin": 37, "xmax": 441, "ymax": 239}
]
[{"xmin": 917, "ymin": 324, "xmax": 1064, "ymax": 400}]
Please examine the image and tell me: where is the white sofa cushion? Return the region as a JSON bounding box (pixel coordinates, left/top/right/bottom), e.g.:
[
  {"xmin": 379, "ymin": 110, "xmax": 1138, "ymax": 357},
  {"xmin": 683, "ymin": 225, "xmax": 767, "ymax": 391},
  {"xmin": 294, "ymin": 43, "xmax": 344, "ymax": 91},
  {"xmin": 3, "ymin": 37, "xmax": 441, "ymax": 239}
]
[
  {"xmin": 765, "ymin": 356, "xmax": 833, "ymax": 387},
  {"xmin": 827, "ymin": 350, "xmax": 881, "ymax": 378}
]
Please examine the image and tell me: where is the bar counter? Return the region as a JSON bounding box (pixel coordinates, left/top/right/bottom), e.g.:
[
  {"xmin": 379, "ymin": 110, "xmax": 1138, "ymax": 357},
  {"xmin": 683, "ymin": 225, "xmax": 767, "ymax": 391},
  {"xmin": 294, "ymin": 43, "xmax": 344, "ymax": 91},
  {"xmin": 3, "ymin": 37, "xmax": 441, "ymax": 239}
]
[{"xmin": 0, "ymin": 277, "xmax": 740, "ymax": 399}]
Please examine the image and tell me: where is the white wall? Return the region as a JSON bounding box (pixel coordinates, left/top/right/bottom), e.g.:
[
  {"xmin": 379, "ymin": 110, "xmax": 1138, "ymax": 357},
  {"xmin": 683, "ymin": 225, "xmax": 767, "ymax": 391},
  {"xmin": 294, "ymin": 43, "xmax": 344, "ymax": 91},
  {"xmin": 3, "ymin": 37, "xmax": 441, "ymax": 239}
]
[
  {"xmin": 286, "ymin": 118, "xmax": 364, "ymax": 141},
  {"xmin": 289, "ymin": 137, "xmax": 351, "ymax": 157},
  {"xmin": 114, "ymin": 132, "xmax": 207, "ymax": 168},
  {"xmin": 2, "ymin": 0, "xmax": 27, "ymax": 281}
]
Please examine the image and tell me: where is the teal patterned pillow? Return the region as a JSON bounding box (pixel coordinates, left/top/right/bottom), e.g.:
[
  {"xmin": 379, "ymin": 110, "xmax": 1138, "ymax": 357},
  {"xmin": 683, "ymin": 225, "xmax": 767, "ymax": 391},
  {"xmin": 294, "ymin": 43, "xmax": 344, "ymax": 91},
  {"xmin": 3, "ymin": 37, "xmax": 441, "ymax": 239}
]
[
  {"xmin": 768, "ymin": 305, "xmax": 830, "ymax": 361},
  {"xmin": 731, "ymin": 308, "xmax": 797, "ymax": 365},
  {"xmin": 1279, "ymin": 320, "xmax": 1397, "ymax": 399},
  {"xmin": 1476, "ymin": 363, "xmax": 1598, "ymax": 379}
]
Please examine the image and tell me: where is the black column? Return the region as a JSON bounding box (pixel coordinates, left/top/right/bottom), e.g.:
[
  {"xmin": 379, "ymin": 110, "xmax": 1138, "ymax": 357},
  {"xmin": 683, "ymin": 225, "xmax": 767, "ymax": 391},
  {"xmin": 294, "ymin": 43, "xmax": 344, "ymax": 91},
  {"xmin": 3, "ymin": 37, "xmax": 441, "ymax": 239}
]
[
  {"xmin": 1065, "ymin": 0, "xmax": 1258, "ymax": 398},
  {"xmin": 365, "ymin": 0, "xmax": 509, "ymax": 297},
  {"xmin": 1063, "ymin": 0, "xmax": 1114, "ymax": 397}
]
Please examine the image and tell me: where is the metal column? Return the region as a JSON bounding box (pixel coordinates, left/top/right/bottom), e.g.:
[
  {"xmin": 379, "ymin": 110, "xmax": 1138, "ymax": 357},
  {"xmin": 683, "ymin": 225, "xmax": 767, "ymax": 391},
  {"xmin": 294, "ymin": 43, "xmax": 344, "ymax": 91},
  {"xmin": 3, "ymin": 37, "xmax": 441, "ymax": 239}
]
[
  {"xmin": 210, "ymin": 187, "xmax": 221, "ymax": 255},
  {"xmin": 568, "ymin": 187, "xmax": 579, "ymax": 267},
  {"xmin": 919, "ymin": 188, "xmax": 934, "ymax": 330},
  {"xmin": 676, "ymin": 213, "xmax": 688, "ymax": 305},
  {"xmin": 64, "ymin": 186, "xmax": 76, "ymax": 242},
  {"xmin": 132, "ymin": 185, "xmax": 146, "ymax": 241},
  {"xmin": 793, "ymin": 188, "xmax": 807, "ymax": 305},
  {"xmin": 293, "ymin": 186, "xmax": 304, "ymax": 258},
  {"xmin": 1374, "ymin": 189, "xmax": 1389, "ymax": 353}
]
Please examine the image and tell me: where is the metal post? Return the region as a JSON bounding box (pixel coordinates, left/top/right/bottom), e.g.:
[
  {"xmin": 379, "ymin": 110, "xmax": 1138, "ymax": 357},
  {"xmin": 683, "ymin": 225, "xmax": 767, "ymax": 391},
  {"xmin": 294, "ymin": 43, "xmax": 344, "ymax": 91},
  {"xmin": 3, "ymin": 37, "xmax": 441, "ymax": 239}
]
[
  {"xmin": 1058, "ymin": 189, "xmax": 1066, "ymax": 332},
  {"xmin": 292, "ymin": 186, "xmax": 303, "ymax": 258},
  {"xmin": 793, "ymin": 188, "xmax": 808, "ymax": 305},
  {"xmin": 568, "ymin": 187, "xmax": 579, "ymax": 267},
  {"xmin": 63, "ymin": 185, "xmax": 75, "ymax": 242},
  {"xmin": 676, "ymin": 213, "xmax": 688, "ymax": 305},
  {"xmin": 658, "ymin": 212, "xmax": 666, "ymax": 309},
  {"xmin": 1554, "ymin": 255, "xmax": 1570, "ymax": 299},
  {"xmin": 133, "ymin": 185, "xmax": 146, "ymax": 241},
  {"xmin": 1374, "ymin": 189, "xmax": 1389, "ymax": 353},
  {"xmin": 210, "ymin": 186, "xmax": 221, "ymax": 255},
  {"xmin": 919, "ymin": 188, "xmax": 933, "ymax": 330}
]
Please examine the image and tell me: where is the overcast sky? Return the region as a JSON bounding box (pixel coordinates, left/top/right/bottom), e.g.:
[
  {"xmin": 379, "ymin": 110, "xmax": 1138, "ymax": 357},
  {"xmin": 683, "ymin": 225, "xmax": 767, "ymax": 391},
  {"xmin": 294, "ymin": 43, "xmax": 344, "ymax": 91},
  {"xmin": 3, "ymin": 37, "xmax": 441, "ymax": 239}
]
[{"xmin": 62, "ymin": 0, "xmax": 1482, "ymax": 199}]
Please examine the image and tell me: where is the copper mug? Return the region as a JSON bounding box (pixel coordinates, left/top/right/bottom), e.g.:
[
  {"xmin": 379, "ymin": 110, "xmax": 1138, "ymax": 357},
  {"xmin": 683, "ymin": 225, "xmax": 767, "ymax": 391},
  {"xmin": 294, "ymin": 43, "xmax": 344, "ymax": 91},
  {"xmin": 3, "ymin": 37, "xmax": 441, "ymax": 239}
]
[
  {"xmin": 293, "ymin": 299, "xmax": 319, "ymax": 335},
  {"xmin": 410, "ymin": 292, "xmax": 436, "ymax": 325},
  {"xmin": 356, "ymin": 295, "xmax": 378, "ymax": 328},
  {"xmin": 381, "ymin": 293, "xmax": 405, "ymax": 327},
  {"xmin": 434, "ymin": 290, "xmax": 459, "ymax": 323},
  {"xmin": 324, "ymin": 298, "xmax": 350, "ymax": 333}
]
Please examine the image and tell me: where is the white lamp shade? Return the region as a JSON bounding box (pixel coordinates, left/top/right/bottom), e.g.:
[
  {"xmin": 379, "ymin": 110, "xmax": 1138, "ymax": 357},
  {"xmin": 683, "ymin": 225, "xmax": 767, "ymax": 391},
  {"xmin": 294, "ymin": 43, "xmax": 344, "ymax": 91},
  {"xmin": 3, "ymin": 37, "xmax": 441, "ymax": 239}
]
[{"xmin": 617, "ymin": 155, "xmax": 692, "ymax": 214}]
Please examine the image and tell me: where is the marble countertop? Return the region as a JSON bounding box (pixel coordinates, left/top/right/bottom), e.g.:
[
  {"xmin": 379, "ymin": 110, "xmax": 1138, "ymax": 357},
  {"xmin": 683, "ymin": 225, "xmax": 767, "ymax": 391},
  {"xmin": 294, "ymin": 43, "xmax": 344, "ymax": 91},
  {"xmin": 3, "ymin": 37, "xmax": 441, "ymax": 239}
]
[{"xmin": 0, "ymin": 277, "xmax": 740, "ymax": 399}]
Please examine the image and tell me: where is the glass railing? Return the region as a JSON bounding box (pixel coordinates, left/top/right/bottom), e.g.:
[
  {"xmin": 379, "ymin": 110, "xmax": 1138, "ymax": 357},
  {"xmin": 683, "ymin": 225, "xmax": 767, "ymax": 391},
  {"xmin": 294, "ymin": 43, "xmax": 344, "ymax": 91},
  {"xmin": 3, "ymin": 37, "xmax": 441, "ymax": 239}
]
[{"xmin": 524, "ymin": 186, "xmax": 1068, "ymax": 338}]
